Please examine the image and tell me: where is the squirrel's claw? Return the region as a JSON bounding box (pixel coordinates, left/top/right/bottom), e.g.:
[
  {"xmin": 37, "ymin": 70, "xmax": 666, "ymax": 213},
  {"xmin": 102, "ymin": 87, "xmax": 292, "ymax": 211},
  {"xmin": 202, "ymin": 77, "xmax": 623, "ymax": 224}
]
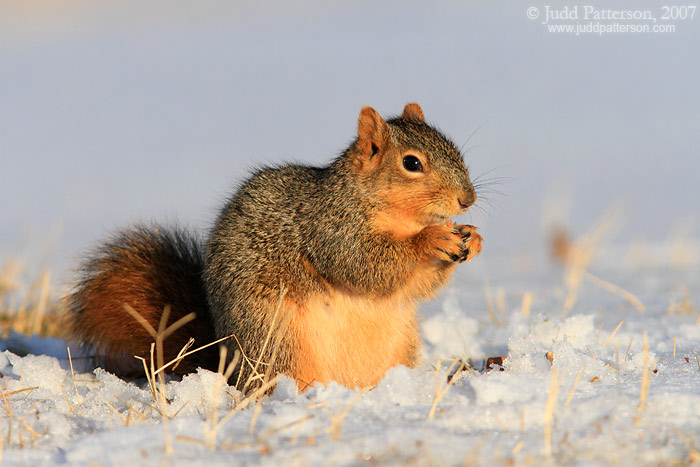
[
  {"xmin": 418, "ymin": 224, "xmax": 464, "ymax": 262},
  {"xmin": 418, "ymin": 223, "xmax": 482, "ymax": 264},
  {"xmin": 453, "ymin": 225, "xmax": 482, "ymax": 263}
]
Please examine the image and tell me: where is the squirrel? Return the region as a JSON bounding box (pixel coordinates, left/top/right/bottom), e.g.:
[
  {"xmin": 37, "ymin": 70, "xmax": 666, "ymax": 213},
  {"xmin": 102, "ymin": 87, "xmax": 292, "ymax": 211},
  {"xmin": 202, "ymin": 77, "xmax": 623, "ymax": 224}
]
[{"xmin": 67, "ymin": 103, "xmax": 483, "ymax": 392}]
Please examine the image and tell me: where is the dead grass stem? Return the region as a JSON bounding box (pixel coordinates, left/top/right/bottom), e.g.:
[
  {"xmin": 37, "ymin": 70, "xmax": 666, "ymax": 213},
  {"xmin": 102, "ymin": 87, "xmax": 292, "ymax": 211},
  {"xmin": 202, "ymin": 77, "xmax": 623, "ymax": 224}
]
[
  {"xmin": 428, "ymin": 357, "xmax": 463, "ymax": 419},
  {"xmin": 544, "ymin": 366, "xmax": 561, "ymax": 458},
  {"xmin": 603, "ymin": 320, "xmax": 624, "ymax": 347},
  {"xmin": 638, "ymin": 332, "xmax": 651, "ymax": 413}
]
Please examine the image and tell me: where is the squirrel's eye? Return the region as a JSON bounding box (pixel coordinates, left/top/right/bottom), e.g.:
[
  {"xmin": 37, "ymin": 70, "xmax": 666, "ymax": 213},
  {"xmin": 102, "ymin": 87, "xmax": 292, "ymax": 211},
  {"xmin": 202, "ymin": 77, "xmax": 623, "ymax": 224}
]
[{"xmin": 402, "ymin": 155, "xmax": 423, "ymax": 172}]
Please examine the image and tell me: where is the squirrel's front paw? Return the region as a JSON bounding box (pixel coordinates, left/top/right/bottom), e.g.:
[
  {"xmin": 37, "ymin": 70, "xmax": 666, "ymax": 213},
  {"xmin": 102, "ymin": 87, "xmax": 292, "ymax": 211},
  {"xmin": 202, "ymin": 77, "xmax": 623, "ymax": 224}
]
[
  {"xmin": 416, "ymin": 222, "xmax": 468, "ymax": 263},
  {"xmin": 453, "ymin": 224, "xmax": 483, "ymax": 263}
]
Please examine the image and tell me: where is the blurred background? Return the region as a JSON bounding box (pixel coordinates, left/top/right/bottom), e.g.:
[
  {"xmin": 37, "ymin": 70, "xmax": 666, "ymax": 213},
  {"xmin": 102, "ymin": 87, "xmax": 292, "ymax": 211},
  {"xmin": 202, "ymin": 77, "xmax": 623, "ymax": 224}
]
[{"xmin": 2, "ymin": 0, "xmax": 699, "ymax": 287}]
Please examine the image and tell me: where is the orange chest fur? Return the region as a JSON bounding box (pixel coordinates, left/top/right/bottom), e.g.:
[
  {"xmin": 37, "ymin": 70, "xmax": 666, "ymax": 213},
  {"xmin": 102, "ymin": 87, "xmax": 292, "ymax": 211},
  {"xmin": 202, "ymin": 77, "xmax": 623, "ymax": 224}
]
[{"xmin": 287, "ymin": 292, "xmax": 419, "ymax": 389}]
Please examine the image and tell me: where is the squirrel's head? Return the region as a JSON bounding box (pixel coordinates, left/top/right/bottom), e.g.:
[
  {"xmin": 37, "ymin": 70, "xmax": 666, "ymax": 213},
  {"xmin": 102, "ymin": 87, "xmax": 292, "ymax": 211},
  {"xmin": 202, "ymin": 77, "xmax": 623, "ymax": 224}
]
[{"xmin": 349, "ymin": 103, "xmax": 476, "ymax": 232}]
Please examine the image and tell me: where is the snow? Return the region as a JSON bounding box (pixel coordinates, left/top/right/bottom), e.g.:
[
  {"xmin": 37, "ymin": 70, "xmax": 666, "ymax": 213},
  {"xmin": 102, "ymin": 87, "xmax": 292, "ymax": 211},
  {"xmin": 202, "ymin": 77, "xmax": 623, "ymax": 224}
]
[
  {"xmin": 1, "ymin": 263, "xmax": 699, "ymax": 465},
  {"xmin": 2, "ymin": 0, "xmax": 699, "ymax": 464}
]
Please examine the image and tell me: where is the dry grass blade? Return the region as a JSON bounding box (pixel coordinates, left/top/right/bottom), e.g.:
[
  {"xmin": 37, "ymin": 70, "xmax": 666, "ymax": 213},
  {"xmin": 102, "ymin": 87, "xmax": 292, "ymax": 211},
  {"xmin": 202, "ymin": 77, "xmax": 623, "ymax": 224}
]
[
  {"xmin": 248, "ymin": 402, "xmax": 263, "ymax": 435},
  {"xmin": 155, "ymin": 333, "xmax": 234, "ymax": 377},
  {"xmin": 484, "ymin": 278, "xmax": 504, "ymax": 327},
  {"xmin": 123, "ymin": 304, "xmax": 157, "ymax": 339},
  {"xmin": 232, "ymin": 333, "xmax": 263, "ymax": 389},
  {"xmin": 113, "ymin": 395, "xmax": 149, "ymax": 422},
  {"xmin": 0, "ymin": 380, "xmax": 16, "ymax": 446},
  {"xmin": 128, "ymin": 297, "xmax": 200, "ymax": 455},
  {"xmin": 544, "ymin": 366, "xmax": 560, "ymax": 458},
  {"xmin": 521, "ymin": 292, "xmax": 533, "ymax": 318},
  {"xmin": 327, "ymin": 388, "xmax": 367, "ymax": 441},
  {"xmin": 462, "ymin": 433, "xmax": 490, "ymax": 466},
  {"xmin": 67, "ymin": 347, "xmax": 81, "ymax": 406},
  {"xmin": 22, "ymin": 422, "xmax": 41, "ymax": 439},
  {"xmin": 638, "ymin": 332, "xmax": 651, "ymax": 413},
  {"xmin": 30, "ymin": 270, "xmax": 50, "ymax": 335},
  {"xmin": 160, "ymin": 310, "xmax": 196, "ymax": 343},
  {"xmin": 134, "ymin": 354, "xmax": 158, "ymax": 404},
  {"xmin": 259, "ymin": 311, "xmax": 292, "ymax": 391},
  {"xmin": 97, "ymin": 395, "xmax": 128, "ymax": 425},
  {"xmin": 206, "ymin": 374, "xmax": 282, "ymax": 450},
  {"xmin": 603, "ymin": 320, "xmax": 624, "ymax": 347},
  {"xmin": 561, "ymin": 210, "xmax": 620, "ymax": 314},
  {"xmin": 428, "ymin": 357, "xmax": 464, "ymax": 419},
  {"xmin": 242, "ymin": 286, "xmax": 288, "ymax": 394},
  {"xmin": 667, "ymin": 286, "xmax": 697, "ymax": 315},
  {"xmin": 59, "ymin": 385, "xmax": 75, "ymax": 415},
  {"xmin": 0, "ymin": 261, "xmax": 21, "ymax": 299},
  {"xmin": 1, "ymin": 264, "xmax": 64, "ymax": 338},
  {"xmin": 157, "ymin": 304, "xmax": 171, "ymax": 337},
  {"xmin": 205, "ymin": 347, "xmax": 241, "ymax": 450},
  {"xmin": 564, "ymin": 365, "xmax": 584, "ymax": 407},
  {"xmin": 0, "ymin": 387, "xmax": 39, "ymax": 400},
  {"xmin": 511, "ymin": 440, "xmax": 525, "ymax": 457},
  {"xmin": 172, "ymin": 401, "xmax": 190, "ymax": 418},
  {"xmin": 216, "ymin": 344, "xmax": 227, "ymax": 375},
  {"xmin": 262, "ymin": 414, "xmax": 314, "ymax": 438},
  {"xmin": 18, "ymin": 397, "xmax": 50, "ymax": 442},
  {"xmin": 673, "ymin": 335, "xmax": 677, "ymax": 358},
  {"xmin": 585, "ymin": 272, "xmax": 645, "ymax": 312},
  {"xmin": 175, "ymin": 435, "xmax": 205, "ymax": 445},
  {"xmin": 171, "ymin": 338, "xmax": 195, "ymax": 372},
  {"xmin": 125, "ymin": 303, "xmax": 199, "ymax": 401},
  {"xmin": 625, "ymin": 337, "xmax": 634, "ymax": 362}
]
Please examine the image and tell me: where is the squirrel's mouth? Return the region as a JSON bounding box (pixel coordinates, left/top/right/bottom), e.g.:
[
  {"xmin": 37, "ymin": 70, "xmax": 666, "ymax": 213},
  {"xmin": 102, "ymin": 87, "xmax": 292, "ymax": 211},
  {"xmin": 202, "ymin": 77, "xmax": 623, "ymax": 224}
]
[
  {"xmin": 427, "ymin": 213, "xmax": 452, "ymax": 226},
  {"xmin": 423, "ymin": 201, "xmax": 466, "ymax": 225}
]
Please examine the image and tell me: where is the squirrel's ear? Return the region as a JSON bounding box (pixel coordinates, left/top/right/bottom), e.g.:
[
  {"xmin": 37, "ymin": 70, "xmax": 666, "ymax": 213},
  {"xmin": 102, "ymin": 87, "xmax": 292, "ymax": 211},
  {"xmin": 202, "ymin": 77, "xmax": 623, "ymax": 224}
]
[
  {"xmin": 401, "ymin": 103, "xmax": 425, "ymax": 122},
  {"xmin": 355, "ymin": 106, "xmax": 389, "ymax": 170}
]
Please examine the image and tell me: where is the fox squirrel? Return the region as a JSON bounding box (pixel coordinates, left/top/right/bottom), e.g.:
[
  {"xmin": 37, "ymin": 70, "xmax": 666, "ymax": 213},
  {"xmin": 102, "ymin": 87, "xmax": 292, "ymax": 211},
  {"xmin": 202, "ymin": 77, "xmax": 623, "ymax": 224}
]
[{"xmin": 67, "ymin": 103, "xmax": 483, "ymax": 391}]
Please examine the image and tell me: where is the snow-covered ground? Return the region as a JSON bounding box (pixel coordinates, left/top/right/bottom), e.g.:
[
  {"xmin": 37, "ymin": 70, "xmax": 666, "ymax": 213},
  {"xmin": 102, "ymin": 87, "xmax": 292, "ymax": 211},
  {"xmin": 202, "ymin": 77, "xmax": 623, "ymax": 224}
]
[
  {"xmin": 2, "ymin": 250, "xmax": 700, "ymax": 465},
  {"xmin": 2, "ymin": 1, "xmax": 699, "ymax": 465}
]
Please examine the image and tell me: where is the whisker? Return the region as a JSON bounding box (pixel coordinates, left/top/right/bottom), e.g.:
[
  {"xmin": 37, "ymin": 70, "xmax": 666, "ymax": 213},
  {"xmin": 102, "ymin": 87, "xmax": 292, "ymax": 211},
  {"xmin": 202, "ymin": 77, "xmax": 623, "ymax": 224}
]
[
  {"xmin": 473, "ymin": 177, "xmax": 511, "ymax": 187},
  {"xmin": 459, "ymin": 122, "xmax": 488, "ymax": 155},
  {"xmin": 472, "ymin": 203, "xmax": 493, "ymax": 219},
  {"xmin": 470, "ymin": 205, "xmax": 491, "ymax": 221},
  {"xmin": 477, "ymin": 197, "xmax": 503, "ymax": 212},
  {"xmin": 474, "ymin": 187, "xmax": 507, "ymax": 197},
  {"xmin": 462, "ymin": 144, "xmax": 484, "ymax": 154}
]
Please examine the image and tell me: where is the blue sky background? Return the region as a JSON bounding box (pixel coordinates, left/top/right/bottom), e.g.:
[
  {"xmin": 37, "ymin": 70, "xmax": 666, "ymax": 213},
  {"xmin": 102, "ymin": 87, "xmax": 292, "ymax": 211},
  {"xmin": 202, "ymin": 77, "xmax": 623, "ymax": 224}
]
[{"xmin": 2, "ymin": 1, "xmax": 699, "ymax": 281}]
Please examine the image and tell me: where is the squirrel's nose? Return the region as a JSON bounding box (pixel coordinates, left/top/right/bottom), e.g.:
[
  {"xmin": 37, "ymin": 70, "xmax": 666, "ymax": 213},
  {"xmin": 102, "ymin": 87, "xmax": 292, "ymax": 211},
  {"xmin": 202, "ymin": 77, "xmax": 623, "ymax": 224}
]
[
  {"xmin": 458, "ymin": 198, "xmax": 472, "ymax": 210},
  {"xmin": 457, "ymin": 190, "xmax": 476, "ymax": 210}
]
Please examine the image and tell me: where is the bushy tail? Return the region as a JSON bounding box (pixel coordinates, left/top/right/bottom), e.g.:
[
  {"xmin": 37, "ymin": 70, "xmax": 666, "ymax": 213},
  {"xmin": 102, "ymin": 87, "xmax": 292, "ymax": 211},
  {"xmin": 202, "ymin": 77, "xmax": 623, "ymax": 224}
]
[{"xmin": 67, "ymin": 224, "xmax": 218, "ymax": 376}]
